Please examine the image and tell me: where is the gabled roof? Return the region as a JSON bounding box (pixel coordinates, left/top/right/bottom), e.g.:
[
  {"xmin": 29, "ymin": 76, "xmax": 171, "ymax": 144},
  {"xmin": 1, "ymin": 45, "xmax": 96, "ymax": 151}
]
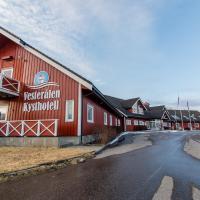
[
  {"xmin": 92, "ymin": 87, "xmax": 123, "ymax": 117},
  {"xmin": 121, "ymin": 98, "xmax": 140, "ymax": 109},
  {"xmin": 149, "ymin": 105, "xmax": 166, "ymax": 111},
  {"xmin": 0, "ymin": 26, "xmax": 92, "ymax": 90},
  {"xmin": 144, "ymin": 105, "xmax": 171, "ymax": 120},
  {"xmin": 104, "ymin": 95, "xmax": 124, "ymax": 109},
  {"xmin": 145, "ymin": 110, "xmax": 170, "ymax": 120},
  {"xmin": 104, "ymin": 95, "xmax": 148, "ymax": 118}
]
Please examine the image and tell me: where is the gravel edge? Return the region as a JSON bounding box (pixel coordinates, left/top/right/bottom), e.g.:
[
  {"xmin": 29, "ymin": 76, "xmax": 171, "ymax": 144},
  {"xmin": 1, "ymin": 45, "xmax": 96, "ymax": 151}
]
[{"xmin": 0, "ymin": 151, "xmax": 95, "ymax": 183}]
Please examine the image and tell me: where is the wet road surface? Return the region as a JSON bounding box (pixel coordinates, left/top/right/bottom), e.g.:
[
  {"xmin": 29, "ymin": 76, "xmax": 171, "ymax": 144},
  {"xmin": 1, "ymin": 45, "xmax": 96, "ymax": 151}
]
[{"xmin": 1, "ymin": 131, "xmax": 200, "ymax": 200}]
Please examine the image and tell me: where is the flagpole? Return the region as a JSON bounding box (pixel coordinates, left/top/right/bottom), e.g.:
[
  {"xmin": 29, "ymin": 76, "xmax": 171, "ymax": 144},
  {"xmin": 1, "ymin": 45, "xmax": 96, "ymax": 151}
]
[
  {"xmin": 174, "ymin": 109, "xmax": 177, "ymax": 130},
  {"xmin": 176, "ymin": 96, "xmax": 180, "ymax": 130},
  {"xmin": 187, "ymin": 101, "xmax": 192, "ymax": 131},
  {"xmin": 178, "ymin": 96, "xmax": 184, "ymax": 131},
  {"xmin": 180, "ymin": 109, "xmax": 184, "ymax": 131}
]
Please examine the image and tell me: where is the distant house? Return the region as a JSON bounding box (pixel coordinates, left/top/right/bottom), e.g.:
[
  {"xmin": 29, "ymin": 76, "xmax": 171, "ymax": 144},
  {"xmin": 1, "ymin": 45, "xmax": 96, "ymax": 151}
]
[
  {"xmin": 105, "ymin": 95, "xmax": 149, "ymax": 131},
  {"xmin": 145, "ymin": 106, "xmax": 171, "ymax": 130},
  {"xmin": 168, "ymin": 110, "xmax": 200, "ymax": 130}
]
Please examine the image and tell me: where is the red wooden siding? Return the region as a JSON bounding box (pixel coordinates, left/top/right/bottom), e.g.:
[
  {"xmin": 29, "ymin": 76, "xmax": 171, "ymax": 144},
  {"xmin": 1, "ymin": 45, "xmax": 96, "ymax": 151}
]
[
  {"xmin": 126, "ymin": 118, "xmax": 147, "ymax": 132},
  {"xmin": 0, "ymin": 38, "xmax": 79, "ymax": 136},
  {"xmin": 82, "ymin": 95, "xmax": 122, "ymax": 136}
]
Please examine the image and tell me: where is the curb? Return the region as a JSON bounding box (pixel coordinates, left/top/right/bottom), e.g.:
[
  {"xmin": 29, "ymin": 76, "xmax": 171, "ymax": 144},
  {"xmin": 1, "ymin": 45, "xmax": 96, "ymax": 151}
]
[
  {"xmin": 94, "ymin": 130, "xmax": 190, "ymax": 155},
  {"xmin": 0, "ymin": 151, "xmax": 95, "ymax": 183},
  {"xmin": 95, "ymin": 132, "xmax": 138, "ymax": 155}
]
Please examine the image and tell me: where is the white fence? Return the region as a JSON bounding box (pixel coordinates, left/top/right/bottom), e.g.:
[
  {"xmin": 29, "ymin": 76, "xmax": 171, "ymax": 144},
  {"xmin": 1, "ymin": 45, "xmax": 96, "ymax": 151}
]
[{"xmin": 0, "ymin": 119, "xmax": 58, "ymax": 137}]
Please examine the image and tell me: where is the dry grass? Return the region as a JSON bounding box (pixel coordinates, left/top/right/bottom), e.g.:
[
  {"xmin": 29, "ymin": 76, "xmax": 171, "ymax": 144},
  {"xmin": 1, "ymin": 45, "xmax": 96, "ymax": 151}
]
[
  {"xmin": 0, "ymin": 146, "xmax": 97, "ymax": 173},
  {"xmin": 184, "ymin": 138, "xmax": 200, "ymax": 160}
]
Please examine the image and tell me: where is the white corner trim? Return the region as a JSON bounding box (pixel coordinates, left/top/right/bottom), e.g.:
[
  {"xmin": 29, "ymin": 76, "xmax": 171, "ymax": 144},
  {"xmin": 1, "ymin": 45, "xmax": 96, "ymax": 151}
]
[
  {"xmin": 77, "ymin": 83, "xmax": 82, "ymax": 136},
  {"xmin": 161, "ymin": 110, "xmax": 170, "ymax": 120},
  {"xmin": 0, "ymin": 28, "xmax": 93, "ymax": 90}
]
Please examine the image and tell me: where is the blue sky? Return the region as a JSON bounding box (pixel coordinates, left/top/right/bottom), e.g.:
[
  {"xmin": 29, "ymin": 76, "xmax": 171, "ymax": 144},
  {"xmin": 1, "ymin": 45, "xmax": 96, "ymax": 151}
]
[{"xmin": 1, "ymin": 0, "xmax": 200, "ymax": 109}]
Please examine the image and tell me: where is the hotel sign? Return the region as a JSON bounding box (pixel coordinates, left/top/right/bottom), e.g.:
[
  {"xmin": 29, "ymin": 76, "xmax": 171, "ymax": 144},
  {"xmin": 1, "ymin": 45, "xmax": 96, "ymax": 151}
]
[{"xmin": 23, "ymin": 71, "xmax": 60, "ymax": 112}]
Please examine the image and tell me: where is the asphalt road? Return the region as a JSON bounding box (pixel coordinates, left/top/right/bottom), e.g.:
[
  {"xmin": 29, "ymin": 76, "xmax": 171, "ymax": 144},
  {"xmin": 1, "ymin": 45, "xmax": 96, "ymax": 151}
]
[{"xmin": 1, "ymin": 131, "xmax": 200, "ymax": 200}]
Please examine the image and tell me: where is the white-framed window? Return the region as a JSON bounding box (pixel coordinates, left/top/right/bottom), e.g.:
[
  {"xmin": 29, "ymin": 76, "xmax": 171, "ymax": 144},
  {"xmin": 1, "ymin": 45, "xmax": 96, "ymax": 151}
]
[
  {"xmin": 138, "ymin": 106, "xmax": 144, "ymax": 115},
  {"xmin": 87, "ymin": 104, "xmax": 94, "ymax": 123},
  {"xmin": 104, "ymin": 112, "xmax": 108, "ymax": 125},
  {"xmin": 118, "ymin": 119, "xmax": 121, "ymax": 126},
  {"xmin": 1, "ymin": 67, "xmax": 13, "ymax": 78},
  {"xmin": 134, "ymin": 120, "xmax": 139, "ymax": 125},
  {"xmin": 139, "ymin": 120, "xmax": 144, "ymax": 126},
  {"xmin": 132, "ymin": 102, "xmax": 144, "ymax": 115},
  {"xmin": 0, "ymin": 101, "xmax": 9, "ymax": 121},
  {"xmin": 115, "ymin": 118, "xmax": 118, "ymax": 126},
  {"xmin": 65, "ymin": 100, "xmax": 74, "ymax": 122},
  {"xmin": 126, "ymin": 119, "xmax": 132, "ymax": 125},
  {"xmin": 195, "ymin": 123, "xmax": 199, "ymax": 128},
  {"xmin": 110, "ymin": 115, "xmax": 112, "ymax": 126},
  {"xmin": 132, "ymin": 104, "xmax": 137, "ymax": 113}
]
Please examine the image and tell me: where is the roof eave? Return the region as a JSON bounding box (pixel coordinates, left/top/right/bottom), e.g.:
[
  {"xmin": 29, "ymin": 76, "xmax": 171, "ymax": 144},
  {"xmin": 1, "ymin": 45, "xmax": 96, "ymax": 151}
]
[
  {"xmin": 0, "ymin": 26, "xmax": 93, "ymax": 90},
  {"xmin": 92, "ymin": 85, "xmax": 123, "ymax": 117}
]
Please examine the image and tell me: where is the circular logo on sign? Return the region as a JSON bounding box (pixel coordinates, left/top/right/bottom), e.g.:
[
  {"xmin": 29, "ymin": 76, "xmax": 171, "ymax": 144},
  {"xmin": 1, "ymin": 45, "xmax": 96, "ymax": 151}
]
[{"xmin": 34, "ymin": 71, "xmax": 49, "ymax": 86}]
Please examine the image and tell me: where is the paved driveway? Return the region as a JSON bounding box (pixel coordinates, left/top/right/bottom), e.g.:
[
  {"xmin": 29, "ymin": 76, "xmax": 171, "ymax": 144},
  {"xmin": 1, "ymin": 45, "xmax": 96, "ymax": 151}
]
[{"xmin": 0, "ymin": 131, "xmax": 200, "ymax": 200}]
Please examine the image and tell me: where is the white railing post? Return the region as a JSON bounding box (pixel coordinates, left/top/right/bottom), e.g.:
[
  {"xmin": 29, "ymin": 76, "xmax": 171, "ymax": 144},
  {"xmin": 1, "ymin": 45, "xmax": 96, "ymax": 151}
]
[
  {"xmin": 21, "ymin": 121, "xmax": 24, "ymax": 136},
  {"xmin": 54, "ymin": 119, "xmax": 58, "ymax": 136},
  {"xmin": 6, "ymin": 121, "xmax": 9, "ymax": 136},
  {"xmin": 37, "ymin": 120, "xmax": 41, "ymax": 136}
]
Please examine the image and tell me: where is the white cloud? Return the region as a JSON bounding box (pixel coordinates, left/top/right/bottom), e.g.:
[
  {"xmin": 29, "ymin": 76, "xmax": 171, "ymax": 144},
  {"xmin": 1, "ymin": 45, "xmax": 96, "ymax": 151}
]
[
  {"xmin": 0, "ymin": 0, "xmax": 163, "ymax": 82},
  {"xmin": 0, "ymin": 0, "xmax": 96, "ymax": 78}
]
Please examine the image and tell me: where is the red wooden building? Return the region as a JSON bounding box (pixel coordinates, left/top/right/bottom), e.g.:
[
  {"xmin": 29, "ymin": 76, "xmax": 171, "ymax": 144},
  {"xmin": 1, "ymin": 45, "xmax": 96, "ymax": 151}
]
[
  {"xmin": 0, "ymin": 27, "xmax": 123, "ymax": 147},
  {"xmin": 105, "ymin": 96, "xmax": 149, "ymax": 131},
  {"xmin": 105, "ymin": 96, "xmax": 172, "ymax": 131},
  {"xmin": 168, "ymin": 110, "xmax": 200, "ymax": 131}
]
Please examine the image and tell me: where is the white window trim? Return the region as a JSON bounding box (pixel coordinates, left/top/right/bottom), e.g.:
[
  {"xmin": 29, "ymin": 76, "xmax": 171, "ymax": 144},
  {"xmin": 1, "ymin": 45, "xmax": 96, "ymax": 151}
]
[
  {"xmin": 118, "ymin": 119, "xmax": 121, "ymax": 126},
  {"xmin": 110, "ymin": 115, "xmax": 112, "ymax": 126},
  {"xmin": 1, "ymin": 67, "xmax": 13, "ymax": 78},
  {"xmin": 134, "ymin": 120, "xmax": 139, "ymax": 125},
  {"xmin": 87, "ymin": 104, "xmax": 94, "ymax": 123},
  {"xmin": 126, "ymin": 119, "xmax": 132, "ymax": 126},
  {"xmin": 65, "ymin": 100, "xmax": 74, "ymax": 122},
  {"xmin": 0, "ymin": 106, "xmax": 8, "ymax": 121},
  {"xmin": 104, "ymin": 112, "xmax": 108, "ymax": 125}
]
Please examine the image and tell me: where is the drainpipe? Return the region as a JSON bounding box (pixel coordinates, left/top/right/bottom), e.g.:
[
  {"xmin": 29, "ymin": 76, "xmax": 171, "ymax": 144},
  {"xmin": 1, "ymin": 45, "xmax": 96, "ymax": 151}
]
[
  {"xmin": 124, "ymin": 117, "xmax": 126, "ymax": 132},
  {"xmin": 80, "ymin": 91, "xmax": 83, "ymax": 144}
]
